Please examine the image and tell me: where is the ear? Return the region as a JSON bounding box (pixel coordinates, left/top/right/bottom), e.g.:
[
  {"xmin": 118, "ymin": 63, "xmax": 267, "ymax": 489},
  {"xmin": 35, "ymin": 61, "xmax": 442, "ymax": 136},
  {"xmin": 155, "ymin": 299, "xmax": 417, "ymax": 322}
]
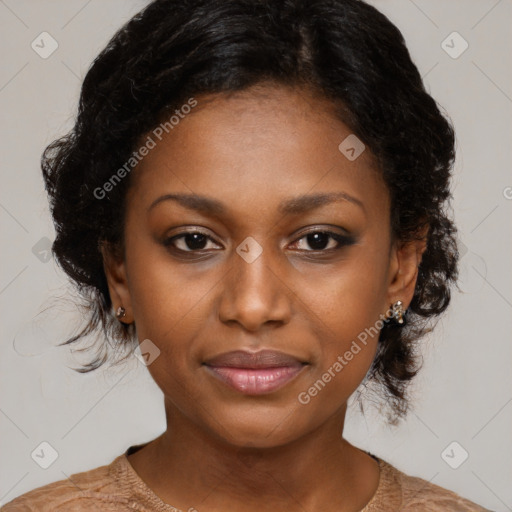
[
  {"xmin": 386, "ymin": 225, "xmax": 428, "ymax": 312},
  {"xmin": 100, "ymin": 241, "xmax": 133, "ymax": 324}
]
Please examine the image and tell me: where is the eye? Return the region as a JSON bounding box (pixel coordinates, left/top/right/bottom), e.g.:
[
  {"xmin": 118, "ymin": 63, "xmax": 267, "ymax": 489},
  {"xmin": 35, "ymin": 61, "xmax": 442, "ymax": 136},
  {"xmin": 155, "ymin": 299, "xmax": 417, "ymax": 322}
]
[
  {"xmin": 290, "ymin": 230, "xmax": 355, "ymax": 252},
  {"xmin": 163, "ymin": 231, "xmax": 221, "ymax": 252}
]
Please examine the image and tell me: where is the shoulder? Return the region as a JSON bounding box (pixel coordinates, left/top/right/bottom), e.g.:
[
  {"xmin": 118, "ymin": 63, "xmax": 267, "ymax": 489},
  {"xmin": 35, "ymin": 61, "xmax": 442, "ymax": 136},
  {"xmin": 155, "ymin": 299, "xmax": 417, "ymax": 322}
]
[
  {"xmin": 0, "ymin": 455, "xmax": 130, "ymax": 512},
  {"xmin": 378, "ymin": 458, "xmax": 492, "ymax": 511}
]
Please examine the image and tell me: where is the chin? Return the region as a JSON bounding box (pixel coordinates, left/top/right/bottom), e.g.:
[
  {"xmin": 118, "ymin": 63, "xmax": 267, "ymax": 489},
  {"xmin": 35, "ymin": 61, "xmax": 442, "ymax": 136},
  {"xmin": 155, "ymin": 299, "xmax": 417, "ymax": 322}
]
[{"xmin": 202, "ymin": 404, "xmax": 315, "ymax": 450}]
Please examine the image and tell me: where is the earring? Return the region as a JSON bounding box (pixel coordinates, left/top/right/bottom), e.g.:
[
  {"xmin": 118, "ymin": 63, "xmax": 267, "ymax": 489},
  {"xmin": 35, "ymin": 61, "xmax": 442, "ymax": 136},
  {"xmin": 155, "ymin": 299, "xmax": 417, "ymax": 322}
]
[
  {"xmin": 391, "ymin": 300, "xmax": 405, "ymax": 325},
  {"xmin": 115, "ymin": 306, "xmax": 126, "ymax": 319}
]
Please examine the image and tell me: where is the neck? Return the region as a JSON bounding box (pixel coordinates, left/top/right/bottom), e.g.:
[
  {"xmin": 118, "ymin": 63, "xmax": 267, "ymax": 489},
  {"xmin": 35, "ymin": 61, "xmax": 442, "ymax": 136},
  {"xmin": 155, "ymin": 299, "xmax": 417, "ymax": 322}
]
[{"xmin": 129, "ymin": 400, "xmax": 379, "ymax": 512}]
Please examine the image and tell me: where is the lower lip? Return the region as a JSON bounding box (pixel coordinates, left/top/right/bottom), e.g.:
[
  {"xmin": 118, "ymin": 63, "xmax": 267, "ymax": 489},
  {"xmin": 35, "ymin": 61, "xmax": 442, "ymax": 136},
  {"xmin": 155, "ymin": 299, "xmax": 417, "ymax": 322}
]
[{"xmin": 205, "ymin": 365, "xmax": 305, "ymax": 395}]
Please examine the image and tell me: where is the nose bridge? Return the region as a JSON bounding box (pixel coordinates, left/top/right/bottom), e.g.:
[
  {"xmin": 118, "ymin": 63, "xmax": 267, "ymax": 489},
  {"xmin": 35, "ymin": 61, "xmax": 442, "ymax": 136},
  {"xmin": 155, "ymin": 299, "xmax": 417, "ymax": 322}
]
[{"xmin": 219, "ymin": 236, "xmax": 291, "ymax": 330}]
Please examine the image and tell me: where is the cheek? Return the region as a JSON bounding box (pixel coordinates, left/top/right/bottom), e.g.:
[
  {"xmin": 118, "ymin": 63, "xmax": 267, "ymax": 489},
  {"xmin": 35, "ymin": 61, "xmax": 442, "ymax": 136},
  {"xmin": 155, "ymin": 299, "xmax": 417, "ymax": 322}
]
[
  {"xmin": 302, "ymin": 246, "xmax": 389, "ymax": 336},
  {"xmin": 125, "ymin": 253, "xmax": 212, "ymax": 400},
  {"xmin": 126, "ymin": 240, "xmax": 214, "ymax": 342},
  {"xmin": 295, "ymin": 251, "xmax": 388, "ymax": 399}
]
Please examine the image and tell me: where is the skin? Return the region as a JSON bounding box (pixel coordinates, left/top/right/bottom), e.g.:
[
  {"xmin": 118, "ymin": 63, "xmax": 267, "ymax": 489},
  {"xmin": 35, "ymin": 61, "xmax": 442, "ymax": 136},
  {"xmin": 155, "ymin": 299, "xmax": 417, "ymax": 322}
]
[{"xmin": 102, "ymin": 83, "xmax": 426, "ymax": 512}]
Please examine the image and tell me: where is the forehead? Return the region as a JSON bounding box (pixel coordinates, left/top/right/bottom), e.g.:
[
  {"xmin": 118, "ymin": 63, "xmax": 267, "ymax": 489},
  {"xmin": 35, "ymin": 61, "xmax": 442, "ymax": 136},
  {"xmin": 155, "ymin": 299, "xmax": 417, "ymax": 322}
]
[{"xmin": 127, "ymin": 84, "xmax": 388, "ymax": 220}]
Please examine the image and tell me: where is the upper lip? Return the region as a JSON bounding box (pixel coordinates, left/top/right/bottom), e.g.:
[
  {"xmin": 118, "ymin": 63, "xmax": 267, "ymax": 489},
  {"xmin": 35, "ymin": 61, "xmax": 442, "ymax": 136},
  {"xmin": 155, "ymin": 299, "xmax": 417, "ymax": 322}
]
[{"xmin": 203, "ymin": 350, "xmax": 305, "ymax": 369}]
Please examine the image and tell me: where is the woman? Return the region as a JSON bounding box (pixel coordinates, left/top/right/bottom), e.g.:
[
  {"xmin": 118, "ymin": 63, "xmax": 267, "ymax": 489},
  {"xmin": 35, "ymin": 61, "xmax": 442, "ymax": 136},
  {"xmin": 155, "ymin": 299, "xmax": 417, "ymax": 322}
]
[{"xmin": 1, "ymin": 0, "xmax": 491, "ymax": 510}]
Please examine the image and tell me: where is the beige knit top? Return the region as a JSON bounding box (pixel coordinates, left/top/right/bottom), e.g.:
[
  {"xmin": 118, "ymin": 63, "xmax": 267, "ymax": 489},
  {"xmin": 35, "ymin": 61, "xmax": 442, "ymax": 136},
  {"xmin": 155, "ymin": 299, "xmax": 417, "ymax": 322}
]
[{"xmin": 1, "ymin": 446, "xmax": 491, "ymax": 511}]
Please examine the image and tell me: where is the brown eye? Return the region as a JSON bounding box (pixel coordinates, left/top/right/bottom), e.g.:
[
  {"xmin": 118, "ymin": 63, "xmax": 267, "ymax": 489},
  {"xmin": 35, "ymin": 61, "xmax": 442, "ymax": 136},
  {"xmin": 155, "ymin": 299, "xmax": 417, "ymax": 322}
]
[
  {"xmin": 291, "ymin": 231, "xmax": 355, "ymax": 252},
  {"xmin": 164, "ymin": 231, "xmax": 220, "ymax": 252}
]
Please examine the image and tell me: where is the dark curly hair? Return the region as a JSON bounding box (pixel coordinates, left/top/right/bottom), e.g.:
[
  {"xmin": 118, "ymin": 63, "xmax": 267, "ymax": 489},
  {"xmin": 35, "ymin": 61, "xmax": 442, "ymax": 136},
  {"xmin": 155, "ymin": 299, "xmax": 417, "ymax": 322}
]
[{"xmin": 41, "ymin": 0, "xmax": 458, "ymax": 424}]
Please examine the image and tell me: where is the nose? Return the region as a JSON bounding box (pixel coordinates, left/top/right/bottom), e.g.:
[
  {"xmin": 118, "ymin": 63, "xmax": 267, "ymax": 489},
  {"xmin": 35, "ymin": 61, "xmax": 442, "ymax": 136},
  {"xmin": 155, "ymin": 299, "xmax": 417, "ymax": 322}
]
[{"xmin": 218, "ymin": 242, "xmax": 292, "ymax": 332}]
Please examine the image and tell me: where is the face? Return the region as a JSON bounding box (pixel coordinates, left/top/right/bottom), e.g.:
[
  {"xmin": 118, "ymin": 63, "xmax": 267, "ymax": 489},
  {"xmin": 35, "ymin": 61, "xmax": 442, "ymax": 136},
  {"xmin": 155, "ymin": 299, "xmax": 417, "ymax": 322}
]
[{"xmin": 103, "ymin": 84, "xmax": 422, "ymax": 448}]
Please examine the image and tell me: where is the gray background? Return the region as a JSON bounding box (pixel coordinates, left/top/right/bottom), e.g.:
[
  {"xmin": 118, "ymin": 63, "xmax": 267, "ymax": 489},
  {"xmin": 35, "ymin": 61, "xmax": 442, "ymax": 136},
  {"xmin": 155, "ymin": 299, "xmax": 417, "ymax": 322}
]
[{"xmin": 0, "ymin": 1, "xmax": 511, "ymax": 510}]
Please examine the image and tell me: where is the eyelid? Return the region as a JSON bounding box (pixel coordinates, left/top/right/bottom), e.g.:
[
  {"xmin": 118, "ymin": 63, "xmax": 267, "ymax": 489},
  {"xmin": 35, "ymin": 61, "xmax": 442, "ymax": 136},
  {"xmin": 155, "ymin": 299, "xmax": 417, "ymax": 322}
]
[{"xmin": 293, "ymin": 225, "xmax": 351, "ymax": 238}]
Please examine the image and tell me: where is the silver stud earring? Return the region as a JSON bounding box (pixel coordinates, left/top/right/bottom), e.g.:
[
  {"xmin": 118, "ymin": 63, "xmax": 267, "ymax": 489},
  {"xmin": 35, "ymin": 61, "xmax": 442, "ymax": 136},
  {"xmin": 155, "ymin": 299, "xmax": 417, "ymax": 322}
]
[{"xmin": 115, "ymin": 306, "xmax": 126, "ymax": 319}]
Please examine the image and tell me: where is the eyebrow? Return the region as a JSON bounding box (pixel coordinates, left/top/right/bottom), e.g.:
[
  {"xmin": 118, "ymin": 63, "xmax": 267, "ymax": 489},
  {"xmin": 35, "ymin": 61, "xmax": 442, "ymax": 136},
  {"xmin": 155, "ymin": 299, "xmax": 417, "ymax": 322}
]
[{"xmin": 147, "ymin": 191, "xmax": 365, "ymax": 216}]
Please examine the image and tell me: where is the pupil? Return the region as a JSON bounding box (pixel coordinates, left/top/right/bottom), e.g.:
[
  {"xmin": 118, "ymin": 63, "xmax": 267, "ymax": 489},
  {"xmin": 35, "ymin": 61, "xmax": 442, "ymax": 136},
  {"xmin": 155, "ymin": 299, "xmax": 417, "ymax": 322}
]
[
  {"xmin": 186, "ymin": 233, "xmax": 207, "ymax": 250},
  {"xmin": 308, "ymin": 232, "xmax": 329, "ymax": 250}
]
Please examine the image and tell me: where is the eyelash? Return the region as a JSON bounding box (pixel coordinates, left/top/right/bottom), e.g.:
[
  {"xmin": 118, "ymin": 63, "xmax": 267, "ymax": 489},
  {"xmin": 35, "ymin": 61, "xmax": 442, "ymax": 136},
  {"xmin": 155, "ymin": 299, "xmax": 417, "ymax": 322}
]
[{"xmin": 163, "ymin": 229, "xmax": 355, "ymax": 255}]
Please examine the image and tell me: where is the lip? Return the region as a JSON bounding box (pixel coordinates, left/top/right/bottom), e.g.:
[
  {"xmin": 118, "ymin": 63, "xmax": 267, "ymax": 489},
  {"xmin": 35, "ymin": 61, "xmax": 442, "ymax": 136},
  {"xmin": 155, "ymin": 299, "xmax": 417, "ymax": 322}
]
[{"xmin": 203, "ymin": 350, "xmax": 307, "ymax": 395}]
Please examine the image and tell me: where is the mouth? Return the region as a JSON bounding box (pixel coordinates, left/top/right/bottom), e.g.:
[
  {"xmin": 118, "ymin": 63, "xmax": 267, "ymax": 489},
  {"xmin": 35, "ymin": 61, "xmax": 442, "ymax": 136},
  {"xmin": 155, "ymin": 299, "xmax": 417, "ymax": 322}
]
[{"xmin": 203, "ymin": 350, "xmax": 308, "ymax": 395}]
